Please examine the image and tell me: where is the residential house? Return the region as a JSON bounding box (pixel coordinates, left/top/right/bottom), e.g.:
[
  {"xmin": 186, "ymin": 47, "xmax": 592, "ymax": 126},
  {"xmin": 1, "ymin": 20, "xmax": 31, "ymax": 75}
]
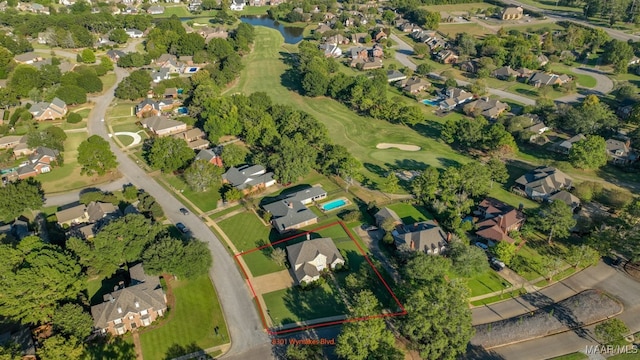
[
  {"xmin": 474, "ymin": 198, "xmax": 525, "ymax": 244},
  {"xmin": 548, "ymin": 190, "xmax": 581, "ymax": 211},
  {"xmin": 30, "ymin": 3, "xmax": 49, "ymax": 14},
  {"xmin": 434, "ymin": 50, "xmax": 458, "ymax": 64},
  {"xmin": 197, "ymin": 27, "xmax": 228, "ymax": 42},
  {"xmin": 125, "ymin": 28, "xmax": 144, "ymax": 38},
  {"xmin": 528, "ymin": 72, "xmax": 571, "ymax": 87},
  {"xmin": 349, "ymin": 46, "xmax": 368, "ymax": 60},
  {"xmin": 491, "ymin": 66, "xmax": 518, "ymax": 80},
  {"xmin": 522, "ymin": 114, "xmax": 549, "ymax": 141},
  {"xmin": 459, "ymin": 60, "xmax": 479, "ymax": 74},
  {"xmin": 151, "ymin": 68, "xmax": 171, "ymax": 83},
  {"xmin": 463, "ymin": 98, "xmax": 509, "ymax": 120},
  {"xmin": 147, "ymin": 5, "xmax": 164, "ymax": 14},
  {"xmin": 159, "ymin": 57, "xmax": 183, "ymax": 74},
  {"xmin": 386, "ymin": 70, "xmax": 407, "ymax": 83},
  {"xmin": 411, "ymin": 30, "xmax": 437, "ymax": 43},
  {"xmin": 425, "ymin": 36, "xmax": 447, "ymax": 52},
  {"xmin": 439, "ymin": 87, "xmax": 473, "ymax": 110},
  {"xmin": 222, "ymin": 164, "xmax": 276, "ymax": 193},
  {"xmin": 351, "ymin": 32, "xmax": 368, "ymax": 44},
  {"xmin": 315, "ymin": 23, "xmax": 332, "ymax": 35},
  {"xmin": 629, "ymin": 56, "xmax": 640, "ymax": 66},
  {"xmin": 319, "ymin": 43, "xmax": 342, "ymax": 58},
  {"xmin": 0, "ymin": 219, "xmax": 32, "ymax": 240},
  {"xmin": 230, "ymin": 0, "xmax": 245, "ymax": 10},
  {"xmin": 140, "ymin": 116, "xmax": 187, "ymax": 136},
  {"xmin": 514, "ymin": 166, "xmax": 573, "ymax": 201},
  {"xmin": 0, "ymin": 135, "xmax": 25, "ymax": 150},
  {"xmin": 399, "ymin": 22, "xmax": 420, "ymax": 33},
  {"xmin": 106, "ymin": 49, "xmax": 127, "ymax": 62},
  {"xmin": 0, "ymin": 324, "xmax": 36, "ymax": 360},
  {"xmin": 135, "ymin": 99, "xmax": 161, "ymax": 118},
  {"xmin": 263, "ymin": 186, "xmax": 327, "ymax": 233},
  {"xmin": 357, "ymin": 58, "xmax": 383, "ymax": 70},
  {"xmin": 17, "ymin": 146, "xmax": 59, "ymax": 179},
  {"xmin": 370, "ymin": 44, "xmax": 384, "ymax": 58},
  {"xmin": 195, "ymin": 148, "xmax": 223, "ymax": 167},
  {"xmin": 373, "ymin": 29, "xmax": 387, "ymax": 42},
  {"xmin": 374, "ymin": 207, "xmax": 402, "ymax": 228},
  {"xmin": 398, "ymin": 76, "xmax": 430, "ymax": 93},
  {"xmin": 606, "ymin": 138, "xmax": 636, "ymax": 165},
  {"xmin": 554, "ymin": 133, "xmax": 586, "ymax": 154},
  {"xmin": 537, "ymin": 54, "xmax": 549, "ymax": 66},
  {"xmin": 501, "ymin": 6, "xmax": 523, "ymax": 20},
  {"xmin": 91, "ymin": 264, "xmax": 167, "ymax": 336},
  {"xmin": 287, "ymin": 237, "xmax": 345, "ymax": 284},
  {"xmin": 175, "ymin": 128, "xmax": 209, "ymax": 150},
  {"xmin": 393, "ymin": 220, "xmax": 449, "ymax": 255},
  {"xmin": 56, "ymin": 201, "xmax": 119, "ymax": 227},
  {"xmin": 516, "ymin": 67, "xmax": 533, "ymax": 79},
  {"xmin": 324, "ymin": 34, "xmax": 349, "ymax": 45},
  {"xmin": 56, "ymin": 204, "xmax": 89, "ymax": 227},
  {"xmin": 14, "ymin": 52, "xmax": 44, "ymax": 65},
  {"xmin": 164, "ymin": 87, "xmax": 178, "ymax": 99},
  {"xmin": 188, "ymin": 0, "xmax": 202, "ymax": 11}
]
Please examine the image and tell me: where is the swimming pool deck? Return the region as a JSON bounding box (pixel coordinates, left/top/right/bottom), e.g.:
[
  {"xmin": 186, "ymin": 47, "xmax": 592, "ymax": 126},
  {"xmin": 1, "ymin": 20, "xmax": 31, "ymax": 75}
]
[{"xmin": 318, "ymin": 197, "xmax": 350, "ymax": 212}]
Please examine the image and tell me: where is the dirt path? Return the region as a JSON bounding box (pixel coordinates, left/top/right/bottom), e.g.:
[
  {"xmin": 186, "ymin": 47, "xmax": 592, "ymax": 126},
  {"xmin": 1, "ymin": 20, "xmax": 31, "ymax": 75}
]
[
  {"xmin": 252, "ymin": 270, "xmax": 294, "ymax": 294},
  {"xmin": 132, "ymin": 331, "xmax": 143, "ymax": 360}
]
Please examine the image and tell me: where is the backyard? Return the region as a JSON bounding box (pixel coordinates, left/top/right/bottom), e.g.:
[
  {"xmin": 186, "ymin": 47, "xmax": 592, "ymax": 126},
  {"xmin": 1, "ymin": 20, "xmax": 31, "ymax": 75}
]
[{"xmin": 139, "ymin": 275, "xmax": 228, "ymax": 360}]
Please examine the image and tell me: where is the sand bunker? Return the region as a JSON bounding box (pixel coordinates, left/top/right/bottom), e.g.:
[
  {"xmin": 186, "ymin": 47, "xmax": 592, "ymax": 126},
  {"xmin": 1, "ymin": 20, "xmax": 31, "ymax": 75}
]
[{"xmin": 376, "ymin": 143, "xmax": 421, "ymax": 151}]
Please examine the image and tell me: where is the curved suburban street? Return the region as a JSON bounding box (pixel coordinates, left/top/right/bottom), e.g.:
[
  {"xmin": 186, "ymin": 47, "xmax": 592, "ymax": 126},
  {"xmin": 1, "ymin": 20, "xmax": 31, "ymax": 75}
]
[{"xmin": 82, "ymin": 55, "xmax": 270, "ymax": 358}]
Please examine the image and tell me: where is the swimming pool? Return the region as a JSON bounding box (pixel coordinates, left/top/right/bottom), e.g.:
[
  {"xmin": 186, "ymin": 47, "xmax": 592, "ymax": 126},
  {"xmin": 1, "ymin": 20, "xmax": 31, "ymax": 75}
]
[
  {"xmin": 321, "ymin": 199, "xmax": 347, "ymax": 211},
  {"xmin": 177, "ymin": 107, "xmax": 188, "ymax": 114},
  {"xmin": 422, "ymin": 99, "xmax": 440, "ymax": 107}
]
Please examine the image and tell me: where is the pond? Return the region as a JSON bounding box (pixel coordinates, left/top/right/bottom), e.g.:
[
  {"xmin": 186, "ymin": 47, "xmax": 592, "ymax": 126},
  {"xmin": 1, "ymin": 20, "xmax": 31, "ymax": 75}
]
[{"xmin": 240, "ymin": 15, "xmax": 304, "ymax": 44}]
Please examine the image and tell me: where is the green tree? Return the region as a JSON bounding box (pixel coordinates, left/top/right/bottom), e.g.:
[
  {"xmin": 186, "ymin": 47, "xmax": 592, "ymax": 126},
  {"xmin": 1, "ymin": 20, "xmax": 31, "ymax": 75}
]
[
  {"xmin": 142, "ymin": 236, "xmax": 185, "ymax": 275},
  {"xmin": 336, "ymin": 290, "xmax": 402, "ymax": 360},
  {"xmin": 26, "ymin": 126, "xmax": 67, "ymax": 152},
  {"xmin": 286, "ymin": 344, "xmax": 323, "ymax": 360},
  {"xmin": 52, "ymin": 303, "xmax": 93, "ymax": 340},
  {"xmin": 569, "ymin": 135, "xmax": 608, "ymax": 169},
  {"xmin": 221, "ymin": 143, "xmax": 248, "ymax": 168},
  {"xmin": 222, "ymin": 185, "xmax": 243, "ymax": 202},
  {"xmin": 183, "ymin": 159, "xmax": 223, "ymax": 192},
  {"xmin": 536, "ymin": 200, "xmax": 577, "ymax": 244},
  {"xmin": 487, "ymin": 157, "xmax": 509, "ymax": 187},
  {"xmin": 115, "ymin": 70, "xmax": 152, "ymax": 100},
  {"xmin": 0, "ymin": 237, "xmax": 85, "ymax": 324},
  {"xmin": 81, "ymin": 48, "xmax": 96, "ymax": 64},
  {"xmin": 76, "ymin": 74, "xmax": 103, "ymax": 93},
  {"xmin": 413, "ymin": 43, "xmax": 429, "ymax": 57},
  {"xmin": 146, "ymin": 137, "xmax": 195, "ymax": 173},
  {"xmin": 494, "ymin": 241, "xmax": 516, "ymax": 265},
  {"xmin": 202, "ymin": 97, "xmax": 242, "ymax": 141},
  {"xmin": 8, "ymin": 65, "xmax": 40, "ymax": 96},
  {"xmin": 38, "ymin": 335, "xmax": 84, "ymax": 360},
  {"xmin": 603, "ymin": 40, "xmax": 634, "ymax": 73},
  {"xmin": 565, "ymin": 244, "xmax": 600, "ymax": 268},
  {"xmin": 0, "ymin": 179, "xmax": 44, "ymax": 220},
  {"xmin": 67, "ymin": 112, "xmax": 82, "ymax": 124},
  {"xmin": 0, "ymin": 46, "xmax": 14, "ymax": 79},
  {"xmin": 595, "ymin": 318, "xmax": 629, "ymax": 345},
  {"xmin": 268, "ymin": 133, "xmax": 317, "ymax": 184},
  {"xmin": 564, "ymin": 95, "xmax": 617, "ymax": 134},
  {"xmin": 448, "ymin": 241, "xmax": 488, "ymax": 277},
  {"xmin": 0, "ymin": 341, "xmax": 22, "ymax": 360},
  {"xmin": 77, "ymin": 135, "xmax": 118, "ymax": 176},
  {"xmin": 55, "ymin": 85, "xmax": 87, "ymax": 105},
  {"xmin": 412, "ymin": 167, "xmax": 440, "ymax": 204},
  {"xmin": 381, "ymin": 172, "xmax": 400, "ymax": 193},
  {"xmin": 108, "ymin": 28, "xmax": 129, "ymax": 43},
  {"xmin": 175, "ymin": 240, "xmax": 212, "ymax": 279},
  {"xmin": 415, "ymin": 63, "xmax": 433, "ymax": 76}
]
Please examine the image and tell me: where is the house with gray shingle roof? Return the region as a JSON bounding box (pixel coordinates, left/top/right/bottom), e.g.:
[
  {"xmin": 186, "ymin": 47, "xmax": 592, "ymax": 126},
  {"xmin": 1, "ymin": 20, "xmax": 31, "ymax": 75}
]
[
  {"xmin": 222, "ymin": 164, "xmax": 276, "ymax": 193},
  {"xmin": 262, "ymin": 186, "xmax": 327, "ymax": 233},
  {"xmin": 393, "ymin": 220, "xmax": 448, "ymax": 254},
  {"xmin": 286, "ymin": 237, "xmax": 345, "ymax": 284},
  {"xmin": 91, "ymin": 263, "xmax": 167, "ymax": 336},
  {"xmin": 554, "ymin": 134, "xmax": 586, "ymax": 154},
  {"xmin": 29, "ymin": 97, "xmax": 67, "ymax": 121},
  {"xmin": 514, "ymin": 166, "xmax": 573, "ymax": 200},
  {"xmin": 374, "ymin": 207, "xmax": 401, "ymax": 228},
  {"xmin": 140, "ymin": 116, "xmax": 187, "ymax": 136},
  {"xmin": 605, "ymin": 138, "xmax": 637, "ymax": 165}
]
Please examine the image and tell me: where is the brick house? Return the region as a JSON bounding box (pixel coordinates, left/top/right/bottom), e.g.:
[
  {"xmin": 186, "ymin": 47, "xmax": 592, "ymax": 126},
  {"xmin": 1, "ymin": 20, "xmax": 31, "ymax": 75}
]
[{"xmin": 29, "ymin": 97, "xmax": 67, "ymax": 121}]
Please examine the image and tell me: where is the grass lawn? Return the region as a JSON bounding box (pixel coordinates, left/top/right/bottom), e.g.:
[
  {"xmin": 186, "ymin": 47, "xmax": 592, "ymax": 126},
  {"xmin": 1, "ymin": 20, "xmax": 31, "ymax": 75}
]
[
  {"xmin": 466, "ymin": 270, "xmax": 511, "ymax": 297},
  {"xmin": 85, "ymin": 334, "xmax": 136, "ymax": 359},
  {"xmin": 547, "ymin": 63, "xmax": 598, "ymax": 87},
  {"xmin": 218, "ymin": 212, "xmax": 285, "ymax": 276},
  {"xmin": 139, "ymin": 276, "xmax": 228, "ymax": 360},
  {"xmin": 86, "ymin": 271, "xmax": 129, "ymax": 305},
  {"xmin": 262, "ymin": 280, "xmax": 348, "ymax": 325},
  {"xmin": 209, "ymin": 204, "xmax": 243, "ymax": 220},
  {"xmin": 152, "ymin": 5, "xmax": 191, "ymax": 17},
  {"xmin": 159, "ymin": 173, "xmax": 221, "ymax": 213},
  {"xmin": 470, "ymin": 288, "xmax": 528, "ymax": 306},
  {"xmin": 609, "ymin": 352, "xmax": 640, "ymax": 360},
  {"xmin": 107, "ymin": 102, "xmax": 135, "ymax": 118},
  {"xmin": 515, "ymin": 0, "xmax": 581, "ymax": 13},
  {"xmin": 503, "ymin": 22, "xmax": 565, "ymax": 32},
  {"xmin": 239, "ymin": 5, "xmax": 270, "ymax": 15},
  {"xmin": 111, "ymin": 122, "xmax": 141, "ymax": 134},
  {"xmin": 386, "ymin": 203, "xmax": 433, "ymax": 224},
  {"xmin": 227, "ymin": 27, "xmax": 470, "ymax": 187},
  {"xmin": 420, "ymin": 2, "xmax": 491, "ymax": 12},
  {"xmin": 116, "ymin": 135, "xmax": 134, "ymax": 147},
  {"xmin": 76, "ymin": 108, "xmax": 91, "ymax": 118},
  {"xmin": 438, "ymin": 23, "xmax": 494, "ymax": 38},
  {"xmin": 100, "ymin": 73, "xmax": 117, "ymax": 92},
  {"xmin": 534, "ymin": 266, "xmax": 577, "ymax": 287}
]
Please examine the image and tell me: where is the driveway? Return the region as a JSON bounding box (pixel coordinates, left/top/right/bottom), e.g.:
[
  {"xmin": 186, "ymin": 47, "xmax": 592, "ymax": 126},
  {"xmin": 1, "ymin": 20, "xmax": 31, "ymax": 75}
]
[
  {"xmin": 84, "ymin": 53, "xmax": 269, "ymax": 357},
  {"xmin": 252, "ymin": 270, "xmax": 294, "ymax": 294},
  {"xmin": 556, "ymin": 67, "xmax": 614, "ymax": 103}
]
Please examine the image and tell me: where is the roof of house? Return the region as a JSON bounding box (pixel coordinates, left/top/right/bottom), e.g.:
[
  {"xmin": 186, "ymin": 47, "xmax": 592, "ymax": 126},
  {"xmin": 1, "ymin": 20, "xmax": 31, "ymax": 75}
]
[
  {"xmin": 464, "ymin": 98, "xmax": 508, "ymax": 118},
  {"xmin": 515, "ymin": 166, "xmax": 572, "ymax": 196},
  {"xmin": 195, "ymin": 148, "xmax": 217, "ymax": 162},
  {"xmin": 86, "ymin": 201, "xmax": 118, "ymax": 222},
  {"xmin": 262, "ymin": 188, "xmax": 326, "ymax": 232},
  {"xmin": 475, "ymin": 198, "xmax": 525, "ymax": 243},
  {"xmin": 14, "ymin": 52, "xmax": 39, "ymax": 62},
  {"xmin": 182, "ymin": 128, "xmax": 205, "ymax": 139},
  {"xmin": 548, "ymin": 190, "xmax": 581, "ymax": 208},
  {"xmin": 287, "ymin": 237, "xmax": 344, "ymax": 282},
  {"xmin": 393, "ymin": 221, "xmax": 448, "ymax": 253},
  {"xmin": 136, "ymin": 98, "xmax": 160, "ymax": 112},
  {"xmin": 374, "ymin": 207, "xmax": 401, "ymax": 226},
  {"xmin": 492, "ymin": 66, "xmax": 518, "ymax": 78},
  {"xmin": 30, "ymin": 146, "xmax": 59, "ymax": 160},
  {"xmin": 605, "ymin": 139, "xmax": 630, "ymax": 156},
  {"xmin": 222, "ymin": 165, "xmax": 274, "ymax": 190},
  {"xmin": 502, "ymin": 6, "xmax": 523, "ymax": 15},
  {"xmin": 56, "ymin": 204, "xmax": 86, "ymax": 223},
  {"xmin": 0, "ymin": 135, "xmax": 25, "ymax": 146},
  {"xmin": 141, "ymin": 116, "xmax": 185, "ymax": 132},
  {"xmin": 386, "ymin": 70, "xmax": 406, "ymax": 82},
  {"xmin": 557, "ymin": 134, "xmax": 586, "ymax": 150},
  {"xmin": 91, "ymin": 264, "xmax": 166, "ymax": 329},
  {"xmin": 525, "ymin": 121, "xmax": 548, "ymax": 133}
]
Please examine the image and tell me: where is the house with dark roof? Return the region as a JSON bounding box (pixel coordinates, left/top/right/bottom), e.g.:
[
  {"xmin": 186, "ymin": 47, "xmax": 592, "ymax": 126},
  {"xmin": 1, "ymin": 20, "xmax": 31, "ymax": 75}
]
[
  {"xmin": 91, "ymin": 264, "xmax": 167, "ymax": 336},
  {"xmin": 528, "ymin": 72, "xmax": 571, "ymax": 87},
  {"xmin": 554, "ymin": 134, "xmax": 586, "ymax": 154},
  {"xmin": 195, "ymin": 148, "xmax": 223, "ymax": 167},
  {"xmin": 439, "ymin": 87, "xmax": 473, "ymax": 110},
  {"xmin": 17, "ymin": 146, "xmax": 59, "ymax": 179},
  {"xmin": 0, "ymin": 323, "xmax": 36, "ymax": 359},
  {"xmin": 548, "ymin": 190, "xmax": 581, "ymax": 211},
  {"xmin": 398, "ymin": 77, "xmax": 430, "ymax": 93},
  {"xmin": 29, "ymin": 97, "xmax": 67, "ymax": 121},
  {"xmin": 374, "ymin": 207, "xmax": 401, "ymax": 228},
  {"xmin": 55, "ymin": 201, "xmax": 120, "ymax": 227},
  {"xmin": 605, "ymin": 138, "xmax": 637, "ymax": 165},
  {"xmin": 286, "ymin": 237, "xmax": 345, "ymax": 284},
  {"xmin": 474, "ymin": 198, "xmax": 525, "ymax": 244},
  {"xmin": 386, "ymin": 70, "xmax": 407, "ymax": 83},
  {"xmin": 463, "ymin": 98, "xmax": 509, "ymax": 120},
  {"xmin": 459, "ymin": 60, "xmax": 479, "ymax": 74},
  {"xmin": 491, "ymin": 66, "xmax": 518, "ymax": 80},
  {"xmin": 514, "ymin": 166, "xmax": 573, "ymax": 201},
  {"xmin": 222, "ymin": 164, "xmax": 276, "ymax": 193},
  {"xmin": 434, "ymin": 49, "xmax": 458, "ymax": 64},
  {"xmin": 392, "ymin": 220, "xmax": 449, "ymax": 255},
  {"xmin": 151, "ymin": 68, "xmax": 171, "ymax": 83},
  {"xmin": 135, "ymin": 99, "xmax": 161, "ymax": 118},
  {"xmin": 14, "ymin": 52, "xmax": 44, "ymax": 64},
  {"xmin": 140, "ymin": 116, "xmax": 187, "ymax": 137},
  {"xmin": 106, "ymin": 49, "xmax": 127, "ymax": 62},
  {"xmin": 263, "ymin": 186, "xmax": 327, "ymax": 233}
]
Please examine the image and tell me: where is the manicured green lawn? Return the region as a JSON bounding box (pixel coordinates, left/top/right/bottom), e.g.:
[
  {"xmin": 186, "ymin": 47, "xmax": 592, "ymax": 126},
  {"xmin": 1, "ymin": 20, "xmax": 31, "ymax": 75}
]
[
  {"xmin": 470, "ymin": 288, "xmax": 527, "ymax": 306},
  {"xmin": 111, "ymin": 122, "xmax": 142, "ymax": 134},
  {"xmin": 76, "ymin": 108, "xmax": 91, "ymax": 118},
  {"xmin": 239, "ymin": 5, "xmax": 270, "ymax": 15},
  {"xmin": 107, "ymin": 102, "xmax": 135, "ymax": 118},
  {"xmin": 466, "ymin": 270, "xmax": 511, "ymax": 297},
  {"xmin": 263, "ymin": 280, "xmax": 347, "ymax": 325},
  {"xmin": 139, "ymin": 276, "xmax": 228, "ymax": 360},
  {"xmin": 609, "ymin": 352, "xmax": 640, "ymax": 359},
  {"xmin": 116, "ymin": 135, "xmax": 134, "ymax": 147},
  {"xmin": 438, "ymin": 23, "xmax": 494, "ymax": 37},
  {"xmin": 84, "ymin": 334, "xmax": 136, "ymax": 359},
  {"xmin": 100, "ymin": 73, "xmax": 117, "ymax": 92},
  {"xmin": 160, "ymin": 173, "xmax": 221, "ymax": 213},
  {"xmin": 547, "ymin": 64, "xmax": 598, "ymax": 87},
  {"xmin": 152, "ymin": 5, "xmax": 191, "ymax": 17},
  {"xmin": 218, "ymin": 212, "xmax": 284, "ymax": 276},
  {"xmin": 386, "ymin": 203, "xmax": 433, "ymax": 224}
]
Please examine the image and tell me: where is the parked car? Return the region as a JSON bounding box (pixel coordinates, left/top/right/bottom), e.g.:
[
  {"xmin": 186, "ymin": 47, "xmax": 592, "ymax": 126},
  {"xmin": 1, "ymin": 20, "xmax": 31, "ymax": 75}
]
[
  {"xmin": 475, "ymin": 242, "xmax": 489, "ymax": 251},
  {"xmin": 179, "ymin": 207, "xmax": 189, "ymax": 215},
  {"xmin": 489, "ymin": 258, "xmax": 505, "ymax": 271},
  {"xmin": 176, "ymin": 222, "xmax": 189, "ymax": 233}
]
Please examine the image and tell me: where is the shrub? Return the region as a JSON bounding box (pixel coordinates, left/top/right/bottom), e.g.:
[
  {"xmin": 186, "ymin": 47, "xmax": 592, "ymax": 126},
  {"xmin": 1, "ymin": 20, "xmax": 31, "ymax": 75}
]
[
  {"xmin": 338, "ymin": 209, "xmax": 361, "ymax": 222},
  {"xmin": 67, "ymin": 112, "xmax": 82, "ymax": 124}
]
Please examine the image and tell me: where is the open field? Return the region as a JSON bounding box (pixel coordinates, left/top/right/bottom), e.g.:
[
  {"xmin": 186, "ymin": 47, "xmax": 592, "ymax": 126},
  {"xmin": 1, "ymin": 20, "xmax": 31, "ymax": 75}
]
[
  {"xmin": 152, "ymin": 5, "xmax": 191, "ymax": 17},
  {"xmin": 100, "ymin": 73, "xmax": 117, "ymax": 92},
  {"xmin": 420, "ymin": 3, "xmax": 492, "ymax": 12},
  {"xmin": 139, "ymin": 276, "xmax": 228, "ymax": 360},
  {"xmin": 547, "ymin": 352, "xmax": 588, "ymax": 360},
  {"xmin": 438, "ymin": 22, "xmax": 494, "ymax": 37}
]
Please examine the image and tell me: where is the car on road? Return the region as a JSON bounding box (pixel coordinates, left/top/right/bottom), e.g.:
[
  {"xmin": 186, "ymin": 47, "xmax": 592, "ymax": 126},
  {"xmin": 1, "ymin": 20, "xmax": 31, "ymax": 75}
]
[
  {"xmin": 176, "ymin": 222, "xmax": 189, "ymax": 234},
  {"xmin": 475, "ymin": 242, "xmax": 489, "ymax": 251},
  {"xmin": 489, "ymin": 257, "xmax": 505, "ymax": 271},
  {"xmin": 179, "ymin": 208, "xmax": 189, "ymax": 215}
]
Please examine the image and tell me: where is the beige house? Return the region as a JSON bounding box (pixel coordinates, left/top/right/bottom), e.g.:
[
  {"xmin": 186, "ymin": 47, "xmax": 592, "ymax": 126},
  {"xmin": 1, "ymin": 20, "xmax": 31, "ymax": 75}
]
[
  {"xmin": 501, "ymin": 6, "xmax": 523, "ymax": 20},
  {"xmin": 56, "ymin": 204, "xmax": 89, "ymax": 227},
  {"xmin": 29, "ymin": 97, "xmax": 67, "ymax": 121},
  {"xmin": 140, "ymin": 116, "xmax": 187, "ymax": 137},
  {"xmin": 287, "ymin": 237, "xmax": 345, "ymax": 284}
]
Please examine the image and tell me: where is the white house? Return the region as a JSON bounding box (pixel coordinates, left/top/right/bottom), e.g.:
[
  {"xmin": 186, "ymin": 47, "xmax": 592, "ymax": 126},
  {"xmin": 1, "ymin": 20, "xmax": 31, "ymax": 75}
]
[
  {"xmin": 125, "ymin": 28, "xmax": 144, "ymax": 38},
  {"xmin": 230, "ymin": 0, "xmax": 245, "ymax": 11}
]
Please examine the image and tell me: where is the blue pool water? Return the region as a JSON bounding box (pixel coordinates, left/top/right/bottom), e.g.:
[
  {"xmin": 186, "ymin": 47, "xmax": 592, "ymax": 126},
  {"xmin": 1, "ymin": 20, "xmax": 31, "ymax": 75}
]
[
  {"xmin": 321, "ymin": 199, "xmax": 347, "ymax": 211},
  {"xmin": 422, "ymin": 99, "xmax": 440, "ymax": 106},
  {"xmin": 177, "ymin": 88, "xmax": 184, "ymax": 95},
  {"xmin": 177, "ymin": 107, "xmax": 188, "ymax": 114}
]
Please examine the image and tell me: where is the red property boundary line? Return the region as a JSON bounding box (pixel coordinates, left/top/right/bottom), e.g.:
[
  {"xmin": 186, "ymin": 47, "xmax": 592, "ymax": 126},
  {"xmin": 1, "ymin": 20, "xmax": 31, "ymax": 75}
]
[{"xmin": 233, "ymin": 221, "xmax": 406, "ymax": 336}]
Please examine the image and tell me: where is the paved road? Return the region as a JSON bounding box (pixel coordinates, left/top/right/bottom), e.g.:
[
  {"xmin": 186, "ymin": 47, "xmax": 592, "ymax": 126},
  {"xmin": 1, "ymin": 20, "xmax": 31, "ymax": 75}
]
[
  {"xmin": 83, "ymin": 52, "xmax": 269, "ymax": 358},
  {"xmin": 390, "ymin": 34, "xmax": 536, "ymax": 106},
  {"xmin": 500, "ymin": 0, "xmax": 640, "ymax": 42},
  {"xmin": 555, "ymin": 67, "xmax": 615, "ymax": 103},
  {"xmin": 471, "ymin": 261, "xmax": 640, "ymax": 359}
]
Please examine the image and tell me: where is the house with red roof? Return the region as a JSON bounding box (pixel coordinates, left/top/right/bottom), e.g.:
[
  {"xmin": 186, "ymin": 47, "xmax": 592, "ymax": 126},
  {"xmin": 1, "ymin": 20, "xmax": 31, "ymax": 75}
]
[{"xmin": 474, "ymin": 198, "xmax": 526, "ymax": 244}]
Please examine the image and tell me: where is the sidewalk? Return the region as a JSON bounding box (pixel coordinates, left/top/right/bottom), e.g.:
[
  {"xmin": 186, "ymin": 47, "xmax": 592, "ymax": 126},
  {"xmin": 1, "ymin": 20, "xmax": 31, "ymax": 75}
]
[{"xmin": 170, "ymin": 343, "xmax": 231, "ymax": 360}]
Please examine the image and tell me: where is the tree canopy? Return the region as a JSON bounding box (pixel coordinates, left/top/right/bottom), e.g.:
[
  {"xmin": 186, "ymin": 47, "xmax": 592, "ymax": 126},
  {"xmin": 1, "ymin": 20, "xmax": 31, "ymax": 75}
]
[
  {"xmin": 77, "ymin": 135, "xmax": 118, "ymax": 176},
  {"xmin": 0, "ymin": 178, "xmax": 44, "ymax": 220},
  {"xmin": 145, "ymin": 136, "xmax": 195, "ymax": 173},
  {"xmin": 569, "ymin": 135, "xmax": 608, "ymax": 169}
]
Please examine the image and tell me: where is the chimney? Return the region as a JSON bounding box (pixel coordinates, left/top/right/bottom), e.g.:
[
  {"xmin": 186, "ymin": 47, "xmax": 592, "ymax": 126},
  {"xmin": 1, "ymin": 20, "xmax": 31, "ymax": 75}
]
[
  {"xmin": 447, "ymin": 233, "xmax": 451, "ymax": 242},
  {"xmin": 135, "ymin": 301, "xmax": 140, "ymax": 308},
  {"xmin": 117, "ymin": 307, "xmax": 122, "ymax": 314},
  {"xmin": 287, "ymin": 201, "xmax": 294, "ymax": 209},
  {"xmin": 410, "ymin": 240, "xmax": 415, "ymax": 250}
]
